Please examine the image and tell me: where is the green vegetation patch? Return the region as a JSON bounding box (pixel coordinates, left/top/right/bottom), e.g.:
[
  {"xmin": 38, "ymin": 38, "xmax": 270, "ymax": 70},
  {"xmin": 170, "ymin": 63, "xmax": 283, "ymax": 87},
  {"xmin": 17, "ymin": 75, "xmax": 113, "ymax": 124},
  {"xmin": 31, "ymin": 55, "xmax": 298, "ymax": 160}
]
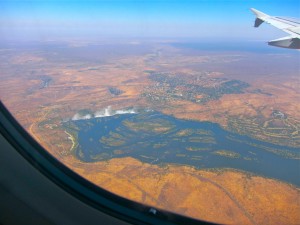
[
  {"xmin": 227, "ymin": 115, "xmax": 300, "ymax": 148},
  {"xmin": 174, "ymin": 129, "xmax": 194, "ymax": 137},
  {"xmin": 153, "ymin": 142, "xmax": 168, "ymax": 149},
  {"xmin": 186, "ymin": 147, "xmax": 210, "ymax": 151},
  {"xmin": 213, "ymin": 150, "xmax": 241, "ymax": 158},
  {"xmin": 188, "ymin": 136, "xmax": 216, "ymax": 144},
  {"xmin": 122, "ymin": 119, "xmax": 175, "ymax": 133},
  {"xmin": 99, "ymin": 131, "xmax": 126, "ymax": 146},
  {"xmin": 143, "ymin": 72, "xmax": 250, "ymax": 105}
]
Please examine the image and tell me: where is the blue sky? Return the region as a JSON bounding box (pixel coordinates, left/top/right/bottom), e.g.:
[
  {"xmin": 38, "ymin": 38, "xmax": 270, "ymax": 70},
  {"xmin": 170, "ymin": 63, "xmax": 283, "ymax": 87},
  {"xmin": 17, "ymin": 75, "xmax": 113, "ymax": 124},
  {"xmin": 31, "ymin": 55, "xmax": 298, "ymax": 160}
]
[{"xmin": 0, "ymin": 0, "xmax": 299, "ymax": 40}]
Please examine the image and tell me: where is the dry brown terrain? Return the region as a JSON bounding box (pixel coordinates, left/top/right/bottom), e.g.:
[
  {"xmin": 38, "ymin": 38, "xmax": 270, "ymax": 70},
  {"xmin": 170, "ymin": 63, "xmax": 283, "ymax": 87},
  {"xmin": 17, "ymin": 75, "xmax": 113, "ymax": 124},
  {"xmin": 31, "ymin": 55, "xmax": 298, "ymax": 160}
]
[
  {"xmin": 39, "ymin": 153, "xmax": 300, "ymax": 225},
  {"xmin": 0, "ymin": 40, "xmax": 299, "ymax": 224}
]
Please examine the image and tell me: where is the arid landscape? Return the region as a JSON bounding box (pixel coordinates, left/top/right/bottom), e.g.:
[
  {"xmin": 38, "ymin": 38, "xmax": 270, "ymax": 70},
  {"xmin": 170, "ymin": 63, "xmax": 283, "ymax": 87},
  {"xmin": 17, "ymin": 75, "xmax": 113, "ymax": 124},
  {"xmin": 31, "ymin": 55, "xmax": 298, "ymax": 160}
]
[{"xmin": 0, "ymin": 39, "xmax": 300, "ymax": 224}]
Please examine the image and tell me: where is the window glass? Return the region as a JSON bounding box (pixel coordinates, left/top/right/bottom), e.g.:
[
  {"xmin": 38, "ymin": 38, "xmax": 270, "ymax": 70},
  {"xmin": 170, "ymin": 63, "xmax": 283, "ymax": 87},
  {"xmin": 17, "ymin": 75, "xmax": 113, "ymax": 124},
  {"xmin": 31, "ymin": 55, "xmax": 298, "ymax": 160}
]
[{"xmin": 0, "ymin": 1, "xmax": 299, "ymax": 224}]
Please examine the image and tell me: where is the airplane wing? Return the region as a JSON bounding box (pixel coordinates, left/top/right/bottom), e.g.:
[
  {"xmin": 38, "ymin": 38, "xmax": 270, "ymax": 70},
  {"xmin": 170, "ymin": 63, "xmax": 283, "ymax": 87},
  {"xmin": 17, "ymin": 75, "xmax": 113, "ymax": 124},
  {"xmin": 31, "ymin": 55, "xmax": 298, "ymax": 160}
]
[{"xmin": 250, "ymin": 8, "xmax": 300, "ymax": 49}]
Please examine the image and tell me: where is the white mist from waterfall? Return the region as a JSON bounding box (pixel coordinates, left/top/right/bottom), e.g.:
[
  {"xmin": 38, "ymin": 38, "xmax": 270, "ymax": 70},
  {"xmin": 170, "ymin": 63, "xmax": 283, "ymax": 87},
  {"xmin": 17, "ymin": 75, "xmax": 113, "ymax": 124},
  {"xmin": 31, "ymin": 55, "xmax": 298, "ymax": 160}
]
[
  {"xmin": 72, "ymin": 113, "xmax": 92, "ymax": 121},
  {"xmin": 72, "ymin": 106, "xmax": 137, "ymax": 121}
]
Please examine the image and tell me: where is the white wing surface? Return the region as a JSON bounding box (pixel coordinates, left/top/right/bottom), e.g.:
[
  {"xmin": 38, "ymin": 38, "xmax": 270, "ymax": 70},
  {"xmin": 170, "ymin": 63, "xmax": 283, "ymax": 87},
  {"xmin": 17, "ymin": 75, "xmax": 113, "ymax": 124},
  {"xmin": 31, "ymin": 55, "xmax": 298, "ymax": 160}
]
[{"xmin": 250, "ymin": 8, "xmax": 300, "ymax": 49}]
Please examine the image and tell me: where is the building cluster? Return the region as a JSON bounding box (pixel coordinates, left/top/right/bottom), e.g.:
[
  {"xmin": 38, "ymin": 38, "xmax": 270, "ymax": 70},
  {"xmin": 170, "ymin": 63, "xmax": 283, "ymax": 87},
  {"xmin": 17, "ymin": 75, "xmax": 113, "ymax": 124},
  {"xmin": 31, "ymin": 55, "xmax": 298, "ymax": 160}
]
[{"xmin": 142, "ymin": 72, "xmax": 250, "ymax": 105}]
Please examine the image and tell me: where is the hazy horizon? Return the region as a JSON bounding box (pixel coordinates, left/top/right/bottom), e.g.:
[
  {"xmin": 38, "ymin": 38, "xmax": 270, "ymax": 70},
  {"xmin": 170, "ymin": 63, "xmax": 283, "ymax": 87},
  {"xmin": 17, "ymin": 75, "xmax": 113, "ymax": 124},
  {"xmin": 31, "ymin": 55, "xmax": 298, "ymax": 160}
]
[{"xmin": 1, "ymin": 0, "xmax": 299, "ymax": 41}]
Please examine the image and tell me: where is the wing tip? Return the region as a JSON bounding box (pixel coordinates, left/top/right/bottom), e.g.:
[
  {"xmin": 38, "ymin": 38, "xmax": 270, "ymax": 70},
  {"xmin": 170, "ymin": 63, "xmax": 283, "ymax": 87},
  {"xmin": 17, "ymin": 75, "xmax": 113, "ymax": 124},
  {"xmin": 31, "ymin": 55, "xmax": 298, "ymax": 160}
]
[{"xmin": 250, "ymin": 8, "xmax": 268, "ymax": 18}]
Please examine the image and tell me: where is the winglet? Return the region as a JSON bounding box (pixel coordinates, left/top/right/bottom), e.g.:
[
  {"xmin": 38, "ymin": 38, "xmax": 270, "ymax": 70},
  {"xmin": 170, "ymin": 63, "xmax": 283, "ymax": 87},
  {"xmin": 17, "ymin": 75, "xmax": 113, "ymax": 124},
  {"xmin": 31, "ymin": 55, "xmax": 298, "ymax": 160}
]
[{"xmin": 250, "ymin": 8, "xmax": 269, "ymax": 27}]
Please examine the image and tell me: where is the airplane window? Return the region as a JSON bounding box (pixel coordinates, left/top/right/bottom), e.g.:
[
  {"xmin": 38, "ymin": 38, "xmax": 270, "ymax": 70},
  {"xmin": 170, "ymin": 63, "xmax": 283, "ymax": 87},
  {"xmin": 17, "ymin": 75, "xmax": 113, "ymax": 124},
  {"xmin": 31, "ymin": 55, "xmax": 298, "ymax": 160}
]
[{"xmin": 0, "ymin": 0, "xmax": 299, "ymax": 224}]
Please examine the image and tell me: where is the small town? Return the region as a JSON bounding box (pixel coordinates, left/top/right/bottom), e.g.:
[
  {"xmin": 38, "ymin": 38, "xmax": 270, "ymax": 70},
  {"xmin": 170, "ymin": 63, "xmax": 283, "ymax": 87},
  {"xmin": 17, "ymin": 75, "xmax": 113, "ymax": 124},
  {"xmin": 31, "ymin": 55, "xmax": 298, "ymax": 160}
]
[{"xmin": 142, "ymin": 71, "xmax": 250, "ymax": 104}]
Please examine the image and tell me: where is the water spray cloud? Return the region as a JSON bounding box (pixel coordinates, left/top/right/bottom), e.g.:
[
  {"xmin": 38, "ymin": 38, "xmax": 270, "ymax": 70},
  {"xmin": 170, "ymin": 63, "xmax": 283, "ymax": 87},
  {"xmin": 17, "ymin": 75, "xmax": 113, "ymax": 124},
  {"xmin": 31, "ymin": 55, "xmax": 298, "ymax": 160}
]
[
  {"xmin": 72, "ymin": 113, "xmax": 92, "ymax": 121},
  {"xmin": 71, "ymin": 106, "xmax": 137, "ymax": 121}
]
